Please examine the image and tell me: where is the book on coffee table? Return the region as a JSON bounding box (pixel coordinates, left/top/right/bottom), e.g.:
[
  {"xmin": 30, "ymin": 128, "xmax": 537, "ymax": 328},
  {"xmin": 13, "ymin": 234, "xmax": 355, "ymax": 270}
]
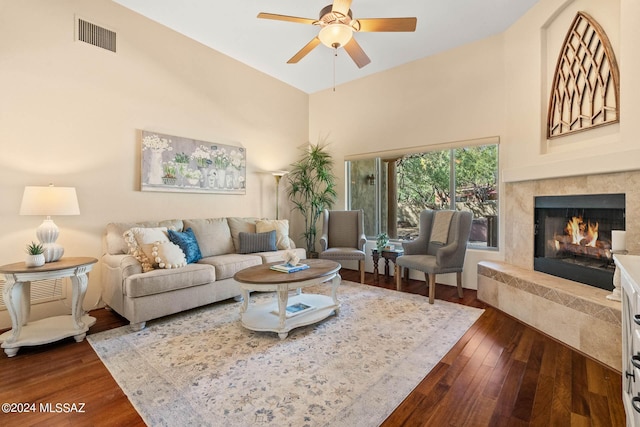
[
  {"xmin": 271, "ymin": 302, "xmax": 315, "ymax": 318},
  {"xmin": 270, "ymin": 263, "xmax": 310, "ymax": 273}
]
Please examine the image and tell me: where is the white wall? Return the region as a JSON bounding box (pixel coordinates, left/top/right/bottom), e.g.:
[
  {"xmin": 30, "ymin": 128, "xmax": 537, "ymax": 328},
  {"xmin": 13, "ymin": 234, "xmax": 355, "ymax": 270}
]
[
  {"xmin": 308, "ymin": 0, "xmax": 639, "ymax": 290},
  {"xmin": 503, "ymin": 0, "xmax": 640, "ymax": 182},
  {"xmin": 309, "ymin": 35, "xmax": 507, "ymax": 288},
  {"xmin": 1, "ymin": 0, "xmax": 637, "ymax": 328},
  {"xmin": 0, "ymin": 0, "xmax": 308, "ymax": 328}
]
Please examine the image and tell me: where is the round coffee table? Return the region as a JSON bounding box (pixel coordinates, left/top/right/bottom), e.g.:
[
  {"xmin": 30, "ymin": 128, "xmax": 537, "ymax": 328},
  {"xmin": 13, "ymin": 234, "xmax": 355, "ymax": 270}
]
[{"xmin": 233, "ymin": 259, "xmax": 341, "ymax": 339}]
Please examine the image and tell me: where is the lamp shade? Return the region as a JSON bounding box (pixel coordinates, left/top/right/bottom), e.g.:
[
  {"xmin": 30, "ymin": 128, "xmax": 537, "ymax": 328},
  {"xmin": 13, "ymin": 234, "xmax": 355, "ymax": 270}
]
[
  {"xmin": 272, "ymin": 171, "xmax": 288, "ymax": 182},
  {"xmin": 318, "ymin": 24, "xmax": 353, "ymax": 48},
  {"xmin": 20, "ymin": 186, "xmax": 80, "ymax": 216}
]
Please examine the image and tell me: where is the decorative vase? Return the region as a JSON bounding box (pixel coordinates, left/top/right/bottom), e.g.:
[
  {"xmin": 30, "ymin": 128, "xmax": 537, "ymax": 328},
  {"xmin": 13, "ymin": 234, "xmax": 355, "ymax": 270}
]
[
  {"xmin": 198, "ymin": 167, "xmax": 209, "ymax": 189},
  {"xmin": 162, "ymin": 177, "xmax": 177, "ymax": 185},
  {"xmin": 25, "ymin": 254, "xmax": 45, "ymax": 268},
  {"xmin": 208, "ymin": 172, "xmax": 217, "ymax": 188},
  {"xmin": 217, "ymin": 169, "xmax": 226, "ymax": 189},
  {"xmin": 148, "ymin": 150, "xmax": 164, "ymax": 185},
  {"xmin": 176, "ymin": 162, "xmax": 189, "ymax": 186},
  {"xmin": 232, "ymin": 169, "xmax": 243, "ymax": 188}
]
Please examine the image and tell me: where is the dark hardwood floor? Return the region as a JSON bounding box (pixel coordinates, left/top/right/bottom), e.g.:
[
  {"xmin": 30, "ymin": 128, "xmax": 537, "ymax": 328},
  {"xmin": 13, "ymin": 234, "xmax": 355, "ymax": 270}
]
[{"xmin": 0, "ymin": 270, "xmax": 625, "ymax": 426}]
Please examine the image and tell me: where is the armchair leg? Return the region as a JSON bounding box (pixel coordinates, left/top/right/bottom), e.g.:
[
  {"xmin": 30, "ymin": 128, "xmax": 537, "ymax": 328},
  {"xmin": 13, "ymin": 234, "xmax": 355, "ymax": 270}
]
[
  {"xmin": 426, "ymin": 273, "xmax": 436, "ymax": 304},
  {"xmin": 359, "ymin": 260, "xmax": 365, "ymax": 284},
  {"xmin": 456, "ymin": 272, "xmax": 464, "ymax": 298},
  {"xmin": 395, "ymin": 265, "xmax": 402, "ymax": 291}
]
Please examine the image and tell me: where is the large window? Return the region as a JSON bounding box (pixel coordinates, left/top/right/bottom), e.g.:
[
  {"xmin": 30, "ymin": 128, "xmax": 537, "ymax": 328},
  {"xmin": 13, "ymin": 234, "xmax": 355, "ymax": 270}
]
[{"xmin": 347, "ymin": 143, "xmax": 498, "ymax": 249}]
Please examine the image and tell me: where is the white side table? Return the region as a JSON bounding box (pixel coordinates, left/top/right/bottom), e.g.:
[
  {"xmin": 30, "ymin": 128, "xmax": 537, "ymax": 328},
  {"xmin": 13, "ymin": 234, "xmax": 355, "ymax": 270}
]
[{"xmin": 0, "ymin": 257, "xmax": 98, "ymax": 357}]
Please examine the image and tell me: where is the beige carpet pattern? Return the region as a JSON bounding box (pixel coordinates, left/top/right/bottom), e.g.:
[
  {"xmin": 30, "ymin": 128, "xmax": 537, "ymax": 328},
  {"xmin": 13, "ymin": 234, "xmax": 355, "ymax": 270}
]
[{"xmin": 88, "ymin": 281, "xmax": 483, "ymax": 426}]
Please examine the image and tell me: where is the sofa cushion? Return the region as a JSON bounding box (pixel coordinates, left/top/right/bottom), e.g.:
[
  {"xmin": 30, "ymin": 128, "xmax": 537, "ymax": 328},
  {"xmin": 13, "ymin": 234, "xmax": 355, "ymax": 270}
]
[
  {"xmin": 167, "ymin": 228, "xmax": 202, "ymax": 264},
  {"xmin": 256, "ymin": 219, "xmax": 291, "ymax": 250},
  {"xmin": 227, "ymin": 217, "xmax": 260, "ymax": 252},
  {"xmin": 183, "ymin": 218, "xmax": 234, "ymax": 257},
  {"xmin": 198, "ymin": 253, "xmax": 262, "ymax": 280},
  {"xmin": 124, "ymin": 263, "xmax": 215, "ymax": 298},
  {"xmin": 105, "ymin": 220, "xmax": 183, "ymax": 255},
  {"xmin": 238, "ymin": 231, "xmax": 277, "ymax": 254}
]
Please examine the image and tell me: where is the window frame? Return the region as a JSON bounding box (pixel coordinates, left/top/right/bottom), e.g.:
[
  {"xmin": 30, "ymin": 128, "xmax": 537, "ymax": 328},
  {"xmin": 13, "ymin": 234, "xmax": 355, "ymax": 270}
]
[{"xmin": 346, "ymin": 138, "xmax": 499, "ymax": 251}]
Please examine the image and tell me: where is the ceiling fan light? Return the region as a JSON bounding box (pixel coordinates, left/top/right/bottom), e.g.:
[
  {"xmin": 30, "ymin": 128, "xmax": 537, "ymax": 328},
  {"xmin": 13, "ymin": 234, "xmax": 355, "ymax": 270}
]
[{"xmin": 318, "ymin": 24, "xmax": 353, "ymax": 48}]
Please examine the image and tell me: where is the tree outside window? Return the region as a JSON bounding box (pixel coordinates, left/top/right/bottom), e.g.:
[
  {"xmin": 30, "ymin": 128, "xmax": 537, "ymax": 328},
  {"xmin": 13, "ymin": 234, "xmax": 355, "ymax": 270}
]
[{"xmin": 348, "ymin": 143, "xmax": 498, "ymax": 249}]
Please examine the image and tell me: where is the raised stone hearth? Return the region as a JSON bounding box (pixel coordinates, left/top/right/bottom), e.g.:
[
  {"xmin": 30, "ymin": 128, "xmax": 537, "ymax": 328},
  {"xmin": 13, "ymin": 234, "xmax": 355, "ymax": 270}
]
[{"xmin": 477, "ymin": 261, "xmax": 621, "ymax": 372}]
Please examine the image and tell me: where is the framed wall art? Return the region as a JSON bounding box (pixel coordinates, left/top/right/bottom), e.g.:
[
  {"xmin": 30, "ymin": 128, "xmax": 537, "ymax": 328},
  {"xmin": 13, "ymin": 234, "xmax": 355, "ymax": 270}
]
[{"xmin": 141, "ymin": 131, "xmax": 246, "ymax": 194}]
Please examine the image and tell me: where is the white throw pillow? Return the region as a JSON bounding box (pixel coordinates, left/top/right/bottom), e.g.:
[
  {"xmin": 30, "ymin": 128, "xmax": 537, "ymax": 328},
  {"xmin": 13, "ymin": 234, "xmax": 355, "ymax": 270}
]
[
  {"xmin": 141, "ymin": 241, "xmax": 187, "ymax": 269},
  {"xmin": 256, "ymin": 219, "xmax": 291, "ymax": 250},
  {"xmin": 123, "ymin": 227, "xmax": 172, "ymax": 272}
]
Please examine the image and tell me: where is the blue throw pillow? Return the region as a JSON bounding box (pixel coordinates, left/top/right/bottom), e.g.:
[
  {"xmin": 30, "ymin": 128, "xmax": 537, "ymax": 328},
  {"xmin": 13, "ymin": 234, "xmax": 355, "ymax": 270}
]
[
  {"xmin": 167, "ymin": 228, "xmax": 202, "ymax": 264},
  {"xmin": 238, "ymin": 230, "xmax": 277, "ymax": 254}
]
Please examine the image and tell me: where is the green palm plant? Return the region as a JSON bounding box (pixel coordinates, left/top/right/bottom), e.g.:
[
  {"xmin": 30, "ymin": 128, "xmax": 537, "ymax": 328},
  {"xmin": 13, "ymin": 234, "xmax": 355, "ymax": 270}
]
[{"xmin": 287, "ymin": 139, "xmax": 337, "ymax": 255}]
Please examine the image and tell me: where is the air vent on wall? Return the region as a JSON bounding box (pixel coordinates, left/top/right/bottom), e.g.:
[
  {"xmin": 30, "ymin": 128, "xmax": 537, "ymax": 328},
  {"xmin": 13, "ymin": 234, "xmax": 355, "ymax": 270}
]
[
  {"xmin": 77, "ymin": 18, "xmax": 116, "ymax": 52},
  {"xmin": 0, "ymin": 278, "xmax": 65, "ymax": 311}
]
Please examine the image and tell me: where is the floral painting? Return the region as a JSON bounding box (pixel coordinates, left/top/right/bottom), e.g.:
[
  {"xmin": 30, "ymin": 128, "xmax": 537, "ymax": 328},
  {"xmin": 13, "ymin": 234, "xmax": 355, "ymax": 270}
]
[{"xmin": 141, "ymin": 131, "xmax": 246, "ymax": 194}]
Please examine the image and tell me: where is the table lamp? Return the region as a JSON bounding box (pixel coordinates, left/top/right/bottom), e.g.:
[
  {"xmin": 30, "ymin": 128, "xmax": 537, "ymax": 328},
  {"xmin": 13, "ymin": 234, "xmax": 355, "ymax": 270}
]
[{"xmin": 19, "ymin": 184, "xmax": 80, "ymax": 262}]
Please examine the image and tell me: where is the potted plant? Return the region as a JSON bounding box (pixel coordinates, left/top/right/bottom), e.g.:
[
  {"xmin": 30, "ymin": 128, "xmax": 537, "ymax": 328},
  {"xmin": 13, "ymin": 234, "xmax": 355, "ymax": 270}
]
[
  {"xmin": 376, "ymin": 233, "xmax": 389, "ymax": 252},
  {"xmin": 162, "ymin": 161, "xmax": 177, "ymax": 185},
  {"xmin": 184, "ymin": 168, "xmax": 202, "ymax": 186},
  {"xmin": 25, "ymin": 241, "xmax": 45, "ymax": 267},
  {"xmin": 287, "ymin": 138, "xmax": 337, "ymax": 256}
]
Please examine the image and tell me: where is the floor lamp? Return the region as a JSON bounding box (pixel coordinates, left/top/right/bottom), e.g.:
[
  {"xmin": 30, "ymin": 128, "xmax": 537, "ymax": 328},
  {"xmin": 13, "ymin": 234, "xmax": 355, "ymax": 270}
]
[
  {"xmin": 20, "ymin": 184, "xmax": 80, "ymax": 262},
  {"xmin": 272, "ymin": 171, "xmax": 288, "ymax": 220}
]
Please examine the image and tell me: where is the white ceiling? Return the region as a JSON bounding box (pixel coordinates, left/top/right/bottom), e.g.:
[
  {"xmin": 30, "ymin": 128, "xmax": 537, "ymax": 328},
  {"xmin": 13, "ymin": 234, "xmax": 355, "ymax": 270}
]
[{"xmin": 113, "ymin": 0, "xmax": 539, "ymax": 94}]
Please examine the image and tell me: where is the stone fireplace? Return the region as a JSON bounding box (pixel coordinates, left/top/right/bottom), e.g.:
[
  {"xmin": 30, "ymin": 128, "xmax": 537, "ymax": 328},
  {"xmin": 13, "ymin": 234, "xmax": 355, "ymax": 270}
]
[
  {"xmin": 477, "ymin": 170, "xmax": 640, "ymax": 372},
  {"xmin": 504, "ymin": 170, "xmax": 640, "ymax": 269},
  {"xmin": 533, "ymin": 193, "xmax": 625, "ymax": 290}
]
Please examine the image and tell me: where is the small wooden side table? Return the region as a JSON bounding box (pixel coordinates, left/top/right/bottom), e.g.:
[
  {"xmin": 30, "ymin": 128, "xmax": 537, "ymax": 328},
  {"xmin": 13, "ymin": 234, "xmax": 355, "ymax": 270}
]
[
  {"xmin": 0, "ymin": 257, "xmax": 98, "ymax": 357},
  {"xmin": 372, "ymin": 249, "xmax": 405, "ymax": 282}
]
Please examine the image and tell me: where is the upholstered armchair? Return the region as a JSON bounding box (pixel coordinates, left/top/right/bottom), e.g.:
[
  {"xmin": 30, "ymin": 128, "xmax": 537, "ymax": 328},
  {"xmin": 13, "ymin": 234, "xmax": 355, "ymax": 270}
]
[
  {"xmin": 319, "ymin": 209, "xmax": 367, "ymax": 283},
  {"xmin": 395, "ymin": 210, "xmax": 473, "ymax": 303}
]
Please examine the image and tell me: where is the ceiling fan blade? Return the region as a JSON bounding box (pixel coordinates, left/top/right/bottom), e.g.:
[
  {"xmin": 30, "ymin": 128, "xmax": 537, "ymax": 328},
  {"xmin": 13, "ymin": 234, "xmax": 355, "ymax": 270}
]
[
  {"xmin": 257, "ymin": 13, "xmax": 316, "ymax": 25},
  {"xmin": 287, "ymin": 37, "xmax": 322, "ymax": 64},
  {"xmin": 343, "ymin": 38, "xmax": 371, "ymax": 68},
  {"xmin": 332, "ymin": 0, "xmax": 353, "ymax": 16},
  {"xmin": 357, "ymin": 17, "xmax": 417, "ymax": 32}
]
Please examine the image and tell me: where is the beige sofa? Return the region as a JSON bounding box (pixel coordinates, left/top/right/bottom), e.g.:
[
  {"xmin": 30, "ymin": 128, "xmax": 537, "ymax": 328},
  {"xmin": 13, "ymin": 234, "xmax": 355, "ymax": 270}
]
[{"xmin": 101, "ymin": 217, "xmax": 305, "ymax": 330}]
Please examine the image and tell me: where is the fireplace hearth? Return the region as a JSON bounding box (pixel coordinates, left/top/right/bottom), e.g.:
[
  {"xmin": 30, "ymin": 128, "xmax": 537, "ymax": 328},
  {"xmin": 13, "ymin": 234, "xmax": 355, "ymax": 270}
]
[{"xmin": 534, "ymin": 193, "xmax": 625, "ymax": 290}]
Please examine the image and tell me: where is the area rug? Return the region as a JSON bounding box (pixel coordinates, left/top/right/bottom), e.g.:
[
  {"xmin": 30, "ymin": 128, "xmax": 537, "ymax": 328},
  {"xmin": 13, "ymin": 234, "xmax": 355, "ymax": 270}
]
[{"xmin": 88, "ymin": 281, "xmax": 483, "ymax": 427}]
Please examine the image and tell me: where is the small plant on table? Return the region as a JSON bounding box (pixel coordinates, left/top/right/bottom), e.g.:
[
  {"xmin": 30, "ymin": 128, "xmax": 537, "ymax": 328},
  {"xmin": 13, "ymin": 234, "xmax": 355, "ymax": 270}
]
[{"xmin": 26, "ymin": 242, "xmax": 44, "ymax": 255}]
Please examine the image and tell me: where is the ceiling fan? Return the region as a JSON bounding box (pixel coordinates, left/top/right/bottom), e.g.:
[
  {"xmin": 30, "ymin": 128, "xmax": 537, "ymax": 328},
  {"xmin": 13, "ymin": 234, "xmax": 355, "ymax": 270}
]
[{"xmin": 257, "ymin": 0, "xmax": 417, "ymax": 68}]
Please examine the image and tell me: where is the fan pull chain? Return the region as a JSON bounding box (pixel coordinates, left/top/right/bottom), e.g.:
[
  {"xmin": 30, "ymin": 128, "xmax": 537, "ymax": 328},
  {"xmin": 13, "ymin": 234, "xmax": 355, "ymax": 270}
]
[{"xmin": 332, "ymin": 43, "xmax": 340, "ymax": 92}]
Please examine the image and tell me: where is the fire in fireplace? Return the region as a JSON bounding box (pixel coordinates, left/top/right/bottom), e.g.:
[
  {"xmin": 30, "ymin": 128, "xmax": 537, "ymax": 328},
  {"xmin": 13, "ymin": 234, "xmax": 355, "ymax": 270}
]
[{"xmin": 534, "ymin": 193, "xmax": 625, "ymax": 290}]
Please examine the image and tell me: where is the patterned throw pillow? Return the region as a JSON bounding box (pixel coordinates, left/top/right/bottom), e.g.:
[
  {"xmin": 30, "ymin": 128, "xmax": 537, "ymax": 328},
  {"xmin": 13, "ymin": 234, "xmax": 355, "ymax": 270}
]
[
  {"xmin": 141, "ymin": 241, "xmax": 187, "ymax": 269},
  {"xmin": 123, "ymin": 227, "xmax": 171, "ymax": 272},
  {"xmin": 238, "ymin": 230, "xmax": 277, "ymax": 254},
  {"xmin": 256, "ymin": 219, "xmax": 291, "ymax": 250},
  {"xmin": 167, "ymin": 228, "xmax": 202, "ymax": 264}
]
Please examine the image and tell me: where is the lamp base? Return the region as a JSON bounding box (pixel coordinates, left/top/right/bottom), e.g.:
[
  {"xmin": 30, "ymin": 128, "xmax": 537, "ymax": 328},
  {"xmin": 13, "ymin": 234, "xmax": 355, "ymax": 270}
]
[
  {"xmin": 36, "ymin": 218, "xmax": 64, "ymax": 262},
  {"xmin": 42, "ymin": 243, "xmax": 64, "ymax": 263}
]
